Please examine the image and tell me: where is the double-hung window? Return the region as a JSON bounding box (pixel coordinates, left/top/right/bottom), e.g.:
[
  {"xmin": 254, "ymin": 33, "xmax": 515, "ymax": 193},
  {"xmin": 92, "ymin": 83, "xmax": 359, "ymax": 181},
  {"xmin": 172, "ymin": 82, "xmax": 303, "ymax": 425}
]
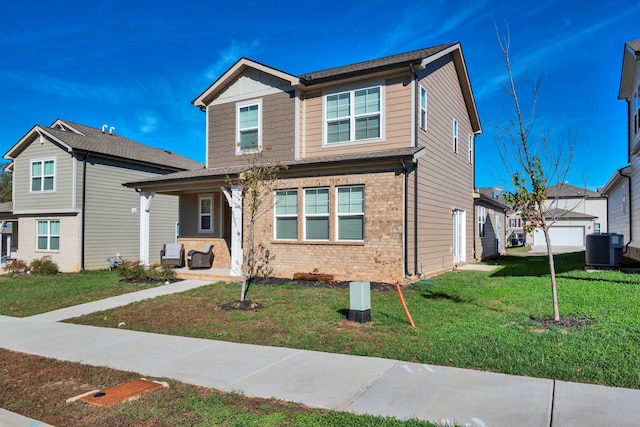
[
  {"xmin": 237, "ymin": 100, "xmax": 261, "ymax": 154},
  {"xmin": 31, "ymin": 159, "xmax": 55, "ymax": 192},
  {"xmin": 478, "ymin": 206, "xmax": 486, "ymax": 238},
  {"xmin": 199, "ymin": 196, "xmax": 213, "ymax": 232},
  {"xmin": 453, "ymin": 120, "xmax": 459, "ymax": 153},
  {"xmin": 337, "ymin": 186, "xmax": 364, "ymax": 241},
  {"xmin": 304, "ymin": 188, "xmax": 329, "ymax": 240},
  {"xmin": 468, "ymin": 134, "xmax": 473, "ymax": 164},
  {"xmin": 275, "ymin": 190, "xmax": 298, "ymax": 240},
  {"xmin": 419, "ymin": 86, "xmax": 427, "ymax": 130},
  {"xmin": 326, "ymin": 86, "xmax": 381, "ymax": 144},
  {"xmin": 37, "ymin": 219, "xmax": 59, "ymax": 251}
]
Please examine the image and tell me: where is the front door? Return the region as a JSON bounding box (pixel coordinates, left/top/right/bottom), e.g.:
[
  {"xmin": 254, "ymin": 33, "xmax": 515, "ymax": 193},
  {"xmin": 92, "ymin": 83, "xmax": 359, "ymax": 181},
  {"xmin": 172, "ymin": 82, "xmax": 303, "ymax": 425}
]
[{"xmin": 453, "ymin": 209, "xmax": 466, "ymax": 265}]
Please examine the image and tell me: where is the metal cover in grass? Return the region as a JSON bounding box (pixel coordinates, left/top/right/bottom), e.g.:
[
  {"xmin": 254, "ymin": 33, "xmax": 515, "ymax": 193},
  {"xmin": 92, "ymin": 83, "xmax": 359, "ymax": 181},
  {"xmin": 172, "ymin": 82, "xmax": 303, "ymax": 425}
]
[{"xmin": 79, "ymin": 378, "xmax": 165, "ymax": 407}]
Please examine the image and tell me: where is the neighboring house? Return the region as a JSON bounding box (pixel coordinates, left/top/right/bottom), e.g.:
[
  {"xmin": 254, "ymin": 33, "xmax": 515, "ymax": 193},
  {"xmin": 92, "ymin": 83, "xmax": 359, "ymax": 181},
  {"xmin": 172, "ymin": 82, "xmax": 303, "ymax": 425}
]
[
  {"xmin": 0, "ymin": 119, "xmax": 203, "ymax": 271},
  {"xmin": 126, "ymin": 43, "xmax": 482, "ymax": 283},
  {"xmin": 602, "ymin": 39, "xmax": 640, "ymax": 260},
  {"xmin": 474, "ymin": 187, "xmax": 508, "ymax": 259},
  {"xmin": 506, "ymin": 209, "xmax": 526, "ymax": 247},
  {"xmin": 529, "ymin": 183, "xmax": 606, "ymax": 248}
]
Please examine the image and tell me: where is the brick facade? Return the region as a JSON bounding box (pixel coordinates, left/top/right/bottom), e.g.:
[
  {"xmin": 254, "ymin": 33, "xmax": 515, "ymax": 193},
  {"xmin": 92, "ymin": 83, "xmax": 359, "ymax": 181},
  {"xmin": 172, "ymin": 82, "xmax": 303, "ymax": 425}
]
[
  {"xmin": 247, "ymin": 171, "xmax": 405, "ymax": 283},
  {"xmin": 16, "ymin": 214, "xmax": 80, "ymax": 272}
]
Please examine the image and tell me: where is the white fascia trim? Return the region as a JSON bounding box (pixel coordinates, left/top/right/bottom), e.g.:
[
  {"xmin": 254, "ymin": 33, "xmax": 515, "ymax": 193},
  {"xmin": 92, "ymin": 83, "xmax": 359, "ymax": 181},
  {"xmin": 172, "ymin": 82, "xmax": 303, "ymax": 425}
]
[{"xmin": 5, "ymin": 127, "xmax": 72, "ymax": 159}]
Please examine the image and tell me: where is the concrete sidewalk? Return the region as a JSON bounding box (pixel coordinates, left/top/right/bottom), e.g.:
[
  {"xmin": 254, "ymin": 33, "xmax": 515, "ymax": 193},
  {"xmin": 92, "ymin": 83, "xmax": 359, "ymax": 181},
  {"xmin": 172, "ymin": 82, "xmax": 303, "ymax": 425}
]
[{"xmin": 2, "ymin": 279, "xmax": 640, "ymax": 426}]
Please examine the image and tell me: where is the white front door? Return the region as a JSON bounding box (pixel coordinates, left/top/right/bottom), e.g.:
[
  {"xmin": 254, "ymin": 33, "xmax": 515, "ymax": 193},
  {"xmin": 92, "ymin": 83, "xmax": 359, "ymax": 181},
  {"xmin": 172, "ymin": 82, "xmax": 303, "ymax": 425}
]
[{"xmin": 453, "ymin": 209, "xmax": 466, "ymax": 265}]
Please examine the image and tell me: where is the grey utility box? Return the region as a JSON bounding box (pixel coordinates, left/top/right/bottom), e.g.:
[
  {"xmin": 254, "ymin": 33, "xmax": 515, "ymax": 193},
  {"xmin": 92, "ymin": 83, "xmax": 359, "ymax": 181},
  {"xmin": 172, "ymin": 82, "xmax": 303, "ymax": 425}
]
[{"xmin": 348, "ymin": 281, "xmax": 371, "ymax": 323}]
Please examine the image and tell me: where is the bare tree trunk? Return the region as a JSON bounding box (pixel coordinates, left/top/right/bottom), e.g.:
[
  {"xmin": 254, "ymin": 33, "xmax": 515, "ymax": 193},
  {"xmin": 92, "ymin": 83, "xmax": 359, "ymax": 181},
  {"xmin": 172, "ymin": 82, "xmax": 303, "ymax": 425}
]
[
  {"xmin": 542, "ymin": 226, "xmax": 560, "ymax": 321},
  {"xmin": 240, "ymin": 219, "xmax": 254, "ymax": 302}
]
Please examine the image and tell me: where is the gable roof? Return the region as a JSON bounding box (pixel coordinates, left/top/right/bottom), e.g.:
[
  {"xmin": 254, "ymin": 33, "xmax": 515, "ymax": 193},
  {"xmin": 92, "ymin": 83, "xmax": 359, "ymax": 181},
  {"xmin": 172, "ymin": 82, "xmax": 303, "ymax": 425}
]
[
  {"xmin": 192, "ymin": 43, "xmax": 481, "ymax": 133},
  {"xmin": 545, "ymin": 208, "xmax": 597, "ymax": 220},
  {"xmin": 619, "ymin": 40, "xmax": 640, "ymax": 99},
  {"xmin": 545, "ymin": 183, "xmax": 601, "ymax": 199},
  {"xmin": 4, "ymin": 119, "xmax": 204, "ymax": 172}
]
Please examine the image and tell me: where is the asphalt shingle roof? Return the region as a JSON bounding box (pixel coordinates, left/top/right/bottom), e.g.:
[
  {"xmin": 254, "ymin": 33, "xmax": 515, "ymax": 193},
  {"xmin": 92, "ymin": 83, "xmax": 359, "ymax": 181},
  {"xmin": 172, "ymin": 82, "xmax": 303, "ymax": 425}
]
[
  {"xmin": 42, "ymin": 120, "xmax": 204, "ymax": 171},
  {"xmin": 545, "ymin": 183, "xmax": 601, "ymax": 199}
]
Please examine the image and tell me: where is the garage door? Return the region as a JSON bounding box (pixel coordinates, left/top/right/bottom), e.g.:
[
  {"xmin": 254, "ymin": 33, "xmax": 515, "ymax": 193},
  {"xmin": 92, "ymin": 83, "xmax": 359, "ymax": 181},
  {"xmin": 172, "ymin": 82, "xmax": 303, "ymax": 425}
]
[{"xmin": 533, "ymin": 226, "xmax": 585, "ymax": 246}]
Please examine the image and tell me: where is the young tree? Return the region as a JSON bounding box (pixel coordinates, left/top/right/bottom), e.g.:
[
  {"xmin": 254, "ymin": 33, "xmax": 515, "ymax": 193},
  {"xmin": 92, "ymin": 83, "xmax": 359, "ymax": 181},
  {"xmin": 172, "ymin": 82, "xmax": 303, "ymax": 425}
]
[
  {"xmin": 0, "ymin": 163, "xmax": 12, "ymax": 203},
  {"xmin": 494, "ymin": 24, "xmax": 576, "ymax": 321},
  {"xmin": 233, "ymin": 153, "xmax": 286, "ymax": 302}
]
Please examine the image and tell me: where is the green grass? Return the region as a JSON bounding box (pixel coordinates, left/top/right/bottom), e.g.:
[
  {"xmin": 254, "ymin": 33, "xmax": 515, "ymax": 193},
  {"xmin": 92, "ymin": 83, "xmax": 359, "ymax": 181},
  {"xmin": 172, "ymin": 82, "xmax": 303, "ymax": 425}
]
[
  {"xmin": 68, "ymin": 252, "xmax": 640, "ymax": 390},
  {"xmin": 0, "ymin": 269, "xmax": 158, "ymax": 317}
]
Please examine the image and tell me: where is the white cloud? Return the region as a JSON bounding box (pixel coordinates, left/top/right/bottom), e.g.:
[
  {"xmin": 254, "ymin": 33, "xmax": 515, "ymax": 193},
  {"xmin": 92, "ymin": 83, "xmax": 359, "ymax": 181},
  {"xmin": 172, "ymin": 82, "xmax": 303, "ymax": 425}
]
[
  {"xmin": 204, "ymin": 39, "xmax": 262, "ymax": 81},
  {"xmin": 137, "ymin": 112, "xmax": 159, "ymax": 133}
]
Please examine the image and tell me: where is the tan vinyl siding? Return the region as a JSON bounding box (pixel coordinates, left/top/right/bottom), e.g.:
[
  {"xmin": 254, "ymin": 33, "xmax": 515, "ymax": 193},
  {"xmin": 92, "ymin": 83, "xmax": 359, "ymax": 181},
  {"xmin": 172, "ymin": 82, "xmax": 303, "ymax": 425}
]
[
  {"xmin": 302, "ymin": 75, "xmax": 412, "ymax": 158},
  {"xmin": 475, "ymin": 204, "xmax": 505, "ymax": 260},
  {"xmin": 606, "ymin": 180, "xmax": 630, "ymax": 241},
  {"xmin": 12, "ymin": 135, "xmax": 75, "ymax": 213},
  {"xmin": 415, "ymin": 54, "xmax": 475, "ymax": 275},
  {"xmin": 179, "ymin": 192, "xmax": 223, "ymax": 238},
  {"xmin": 207, "ymin": 90, "xmax": 296, "ymax": 168},
  {"xmin": 82, "ymin": 158, "xmax": 179, "ymax": 269}
]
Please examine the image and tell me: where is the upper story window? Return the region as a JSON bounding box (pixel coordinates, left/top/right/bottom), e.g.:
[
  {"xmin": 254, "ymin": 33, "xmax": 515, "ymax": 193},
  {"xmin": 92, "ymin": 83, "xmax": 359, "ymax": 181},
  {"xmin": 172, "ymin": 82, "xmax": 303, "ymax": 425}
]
[
  {"xmin": 199, "ymin": 196, "xmax": 213, "ymax": 232},
  {"xmin": 419, "ymin": 86, "xmax": 427, "ymax": 130},
  {"xmin": 325, "ymin": 86, "xmax": 382, "ymax": 145},
  {"xmin": 478, "ymin": 206, "xmax": 486, "ymax": 238},
  {"xmin": 237, "ymin": 100, "xmax": 261, "ymax": 155},
  {"xmin": 509, "ymin": 218, "xmax": 522, "ymax": 228},
  {"xmin": 304, "ymin": 188, "xmax": 330, "ymax": 240},
  {"xmin": 274, "ymin": 189, "xmax": 298, "ymax": 240},
  {"xmin": 337, "ymin": 186, "xmax": 364, "ymax": 241},
  {"xmin": 31, "ymin": 159, "xmax": 55, "ymax": 192},
  {"xmin": 453, "ymin": 120, "xmax": 459, "ymax": 153},
  {"xmin": 468, "ymin": 134, "xmax": 473, "ymax": 164}
]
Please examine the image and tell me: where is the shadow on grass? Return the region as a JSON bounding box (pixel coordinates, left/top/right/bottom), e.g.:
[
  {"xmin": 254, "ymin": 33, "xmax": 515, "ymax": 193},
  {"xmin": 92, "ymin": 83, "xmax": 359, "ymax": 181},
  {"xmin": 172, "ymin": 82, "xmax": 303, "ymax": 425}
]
[
  {"xmin": 490, "ymin": 251, "xmax": 586, "ymax": 277},
  {"xmin": 421, "ymin": 289, "xmax": 472, "ymax": 303}
]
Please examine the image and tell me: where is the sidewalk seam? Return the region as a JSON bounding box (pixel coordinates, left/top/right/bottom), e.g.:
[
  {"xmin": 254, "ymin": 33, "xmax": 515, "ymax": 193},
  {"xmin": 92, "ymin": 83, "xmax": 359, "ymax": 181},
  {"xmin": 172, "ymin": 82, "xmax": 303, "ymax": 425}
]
[
  {"xmin": 549, "ymin": 379, "xmax": 556, "ymax": 427},
  {"xmin": 342, "ymin": 360, "xmax": 399, "ymax": 411}
]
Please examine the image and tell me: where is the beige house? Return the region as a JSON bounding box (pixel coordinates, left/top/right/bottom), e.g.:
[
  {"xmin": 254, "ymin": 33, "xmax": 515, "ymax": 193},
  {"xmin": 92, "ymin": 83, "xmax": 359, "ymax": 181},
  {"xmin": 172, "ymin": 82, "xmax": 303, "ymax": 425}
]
[
  {"xmin": 1, "ymin": 120, "xmax": 203, "ymax": 271},
  {"xmin": 602, "ymin": 39, "xmax": 640, "ymax": 260},
  {"xmin": 127, "ymin": 43, "xmax": 481, "ymax": 283},
  {"xmin": 474, "ymin": 187, "xmax": 508, "ymax": 259}
]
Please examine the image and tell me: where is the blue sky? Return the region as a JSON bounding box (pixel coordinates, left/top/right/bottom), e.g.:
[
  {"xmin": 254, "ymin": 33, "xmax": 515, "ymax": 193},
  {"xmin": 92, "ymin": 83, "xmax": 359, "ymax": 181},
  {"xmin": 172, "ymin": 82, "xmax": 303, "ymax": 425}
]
[{"xmin": 1, "ymin": 0, "xmax": 638, "ymax": 191}]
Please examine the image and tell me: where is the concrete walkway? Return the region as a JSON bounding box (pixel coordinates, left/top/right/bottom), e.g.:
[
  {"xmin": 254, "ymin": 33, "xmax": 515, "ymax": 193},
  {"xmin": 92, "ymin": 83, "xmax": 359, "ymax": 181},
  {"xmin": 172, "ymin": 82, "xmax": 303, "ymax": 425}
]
[{"xmin": 2, "ymin": 279, "xmax": 640, "ymax": 427}]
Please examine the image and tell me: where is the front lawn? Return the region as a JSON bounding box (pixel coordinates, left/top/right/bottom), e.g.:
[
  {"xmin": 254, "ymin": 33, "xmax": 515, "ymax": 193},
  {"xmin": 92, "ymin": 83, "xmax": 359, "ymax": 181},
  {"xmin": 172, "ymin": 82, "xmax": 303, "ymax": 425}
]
[
  {"xmin": 68, "ymin": 252, "xmax": 640, "ymax": 389},
  {"xmin": 0, "ymin": 270, "xmax": 157, "ymax": 317}
]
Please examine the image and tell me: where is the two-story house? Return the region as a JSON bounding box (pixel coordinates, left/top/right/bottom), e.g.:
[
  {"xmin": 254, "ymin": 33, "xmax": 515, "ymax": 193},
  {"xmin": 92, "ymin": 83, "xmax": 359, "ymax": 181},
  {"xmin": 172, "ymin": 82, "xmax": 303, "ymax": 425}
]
[
  {"xmin": 529, "ymin": 183, "xmax": 606, "ymax": 249},
  {"xmin": 0, "ymin": 119, "xmax": 203, "ymax": 271},
  {"xmin": 126, "ymin": 43, "xmax": 481, "ymax": 283},
  {"xmin": 602, "ymin": 40, "xmax": 640, "ymax": 260}
]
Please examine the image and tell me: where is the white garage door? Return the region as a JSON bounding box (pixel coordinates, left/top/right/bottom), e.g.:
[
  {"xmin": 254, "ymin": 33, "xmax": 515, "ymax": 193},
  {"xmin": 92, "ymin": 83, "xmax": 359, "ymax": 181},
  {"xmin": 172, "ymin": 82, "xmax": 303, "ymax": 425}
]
[{"xmin": 533, "ymin": 226, "xmax": 585, "ymax": 246}]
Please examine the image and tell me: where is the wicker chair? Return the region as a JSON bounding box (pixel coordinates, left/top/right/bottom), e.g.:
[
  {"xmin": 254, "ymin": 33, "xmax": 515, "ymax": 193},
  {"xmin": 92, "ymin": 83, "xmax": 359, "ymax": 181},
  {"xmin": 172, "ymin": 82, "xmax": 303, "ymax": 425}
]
[
  {"xmin": 160, "ymin": 243, "xmax": 185, "ymax": 268},
  {"xmin": 187, "ymin": 244, "xmax": 214, "ymax": 269}
]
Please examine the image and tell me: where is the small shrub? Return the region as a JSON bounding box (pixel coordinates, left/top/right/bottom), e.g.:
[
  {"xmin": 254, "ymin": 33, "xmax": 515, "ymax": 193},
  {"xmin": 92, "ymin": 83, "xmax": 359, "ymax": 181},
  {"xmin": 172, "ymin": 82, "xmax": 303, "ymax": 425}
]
[
  {"xmin": 116, "ymin": 261, "xmax": 176, "ymax": 282},
  {"xmin": 28, "ymin": 257, "xmax": 59, "ymax": 275},
  {"xmin": 5, "ymin": 258, "xmax": 28, "ymax": 274}
]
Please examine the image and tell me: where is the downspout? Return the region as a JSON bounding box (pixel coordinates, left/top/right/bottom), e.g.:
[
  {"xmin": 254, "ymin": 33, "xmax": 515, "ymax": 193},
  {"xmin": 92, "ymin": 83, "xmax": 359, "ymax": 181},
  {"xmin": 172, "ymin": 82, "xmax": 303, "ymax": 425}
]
[
  {"xmin": 402, "ymin": 159, "xmax": 410, "ymax": 277},
  {"xmin": 409, "ymin": 63, "xmax": 421, "ymax": 276},
  {"xmin": 80, "ymin": 153, "xmax": 89, "ymax": 271},
  {"xmin": 620, "ymin": 169, "xmax": 632, "ymax": 254}
]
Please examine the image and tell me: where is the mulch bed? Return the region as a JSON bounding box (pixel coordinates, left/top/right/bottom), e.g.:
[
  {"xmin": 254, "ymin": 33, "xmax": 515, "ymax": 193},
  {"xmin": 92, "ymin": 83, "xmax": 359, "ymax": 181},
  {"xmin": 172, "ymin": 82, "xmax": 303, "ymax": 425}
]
[
  {"xmin": 248, "ymin": 277, "xmax": 396, "ymax": 291},
  {"xmin": 530, "ymin": 316, "xmax": 594, "ymax": 328}
]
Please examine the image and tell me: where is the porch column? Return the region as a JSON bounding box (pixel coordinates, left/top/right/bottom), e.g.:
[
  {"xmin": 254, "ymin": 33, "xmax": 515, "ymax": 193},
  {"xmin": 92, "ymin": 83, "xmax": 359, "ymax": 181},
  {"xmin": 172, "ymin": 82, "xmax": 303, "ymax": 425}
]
[
  {"xmin": 139, "ymin": 191, "xmax": 155, "ymax": 265},
  {"xmin": 222, "ymin": 185, "xmax": 243, "ymax": 276}
]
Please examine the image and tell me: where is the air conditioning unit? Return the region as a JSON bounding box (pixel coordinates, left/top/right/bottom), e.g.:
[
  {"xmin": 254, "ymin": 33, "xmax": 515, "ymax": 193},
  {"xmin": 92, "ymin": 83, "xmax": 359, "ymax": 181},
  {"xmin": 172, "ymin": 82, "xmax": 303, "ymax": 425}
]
[{"xmin": 585, "ymin": 233, "xmax": 624, "ymax": 267}]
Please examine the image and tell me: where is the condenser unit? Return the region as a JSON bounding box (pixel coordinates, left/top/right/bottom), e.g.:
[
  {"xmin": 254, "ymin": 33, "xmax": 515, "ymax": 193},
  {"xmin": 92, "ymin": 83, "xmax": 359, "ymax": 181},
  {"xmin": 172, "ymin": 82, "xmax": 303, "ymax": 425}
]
[{"xmin": 585, "ymin": 233, "xmax": 624, "ymax": 267}]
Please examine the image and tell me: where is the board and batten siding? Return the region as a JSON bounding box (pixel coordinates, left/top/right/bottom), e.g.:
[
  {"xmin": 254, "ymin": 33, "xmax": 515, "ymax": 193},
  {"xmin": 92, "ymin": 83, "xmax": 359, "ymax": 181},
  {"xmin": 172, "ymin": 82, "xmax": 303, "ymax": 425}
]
[
  {"xmin": 82, "ymin": 157, "xmax": 179, "ymax": 270},
  {"xmin": 12, "ymin": 135, "xmax": 76, "ymax": 213},
  {"xmin": 207, "ymin": 80, "xmax": 296, "ymax": 168},
  {"xmin": 302, "ymin": 75, "xmax": 413, "ymax": 159},
  {"xmin": 411, "ymin": 54, "xmax": 475, "ymax": 275}
]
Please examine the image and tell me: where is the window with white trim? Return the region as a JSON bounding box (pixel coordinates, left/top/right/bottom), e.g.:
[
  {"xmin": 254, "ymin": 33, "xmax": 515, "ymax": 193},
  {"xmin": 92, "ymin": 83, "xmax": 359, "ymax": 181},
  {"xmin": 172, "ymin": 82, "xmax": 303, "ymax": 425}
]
[
  {"xmin": 199, "ymin": 196, "xmax": 213, "ymax": 232},
  {"xmin": 478, "ymin": 206, "xmax": 486, "ymax": 238},
  {"xmin": 237, "ymin": 100, "xmax": 261, "ymax": 154},
  {"xmin": 337, "ymin": 186, "xmax": 364, "ymax": 241},
  {"xmin": 275, "ymin": 189, "xmax": 298, "ymax": 240},
  {"xmin": 594, "ymin": 223, "xmax": 601, "ymax": 234},
  {"xmin": 419, "ymin": 86, "xmax": 427, "ymax": 130},
  {"xmin": 453, "ymin": 120, "xmax": 459, "ymax": 153},
  {"xmin": 325, "ymin": 86, "xmax": 381, "ymax": 144},
  {"xmin": 37, "ymin": 219, "xmax": 59, "ymax": 251},
  {"xmin": 468, "ymin": 134, "xmax": 473, "ymax": 164},
  {"xmin": 31, "ymin": 159, "xmax": 55, "ymax": 192},
  {"xmin": 304, "ymin": 188, "xmax": 329, "ymax": 240}
]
